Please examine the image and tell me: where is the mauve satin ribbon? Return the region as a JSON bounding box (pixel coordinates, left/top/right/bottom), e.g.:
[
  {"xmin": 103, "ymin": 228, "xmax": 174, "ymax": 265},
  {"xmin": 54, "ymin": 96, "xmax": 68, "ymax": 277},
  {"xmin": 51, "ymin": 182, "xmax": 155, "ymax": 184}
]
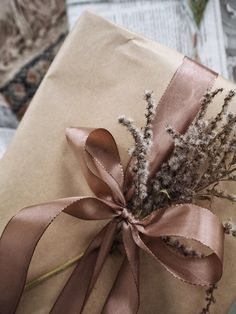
[{"xmin": 0, "ymin": 57, "xmax": 224, "ymax": 314}]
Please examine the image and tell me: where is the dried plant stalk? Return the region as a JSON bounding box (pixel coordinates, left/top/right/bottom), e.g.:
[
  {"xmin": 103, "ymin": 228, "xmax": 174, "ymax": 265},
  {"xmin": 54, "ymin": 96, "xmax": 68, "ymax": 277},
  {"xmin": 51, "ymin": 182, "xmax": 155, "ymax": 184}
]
[
  {"xmin": 118, "ymin": 89, "xmax": 236, "ymax": 215},
  {"xmin": 118, "ymin": 91, "xmax": 155, "ymax": 214},
  {"xmin": 224, "ymin": 220, "xmax": 236, "ymax": 238},
  {"xmin": 199, "ymin": 284, "xmax": 217, "ymax": 314}
]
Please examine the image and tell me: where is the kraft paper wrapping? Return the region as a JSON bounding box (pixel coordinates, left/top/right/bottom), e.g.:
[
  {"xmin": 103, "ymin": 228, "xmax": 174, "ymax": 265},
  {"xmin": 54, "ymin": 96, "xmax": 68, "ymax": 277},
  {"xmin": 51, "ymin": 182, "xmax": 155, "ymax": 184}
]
[{"xmin": 0, "ymin": 11, "xmax": 236, "ymax": 314}]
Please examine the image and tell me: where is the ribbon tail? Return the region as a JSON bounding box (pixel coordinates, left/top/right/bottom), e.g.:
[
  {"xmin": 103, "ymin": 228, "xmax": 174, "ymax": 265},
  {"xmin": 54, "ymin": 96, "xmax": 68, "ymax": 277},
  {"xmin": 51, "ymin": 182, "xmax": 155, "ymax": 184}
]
[
  {"xmin": 0, "ymin": 196, "xmax": 115, "ymax": 314},
  {"xmin": 102, "ymin": 224, "xmax": 139, "ymax": 314},
  {"xmin": 0, "ymin": 199, "xmax": 75, "ymax": 314},
  {"xmin": 50, "ymin": 221, "xmax": 117, "ymax": 314},
  {"xmin": 102, "ymin": 257, "xmax": 138, "ymax": 314}
]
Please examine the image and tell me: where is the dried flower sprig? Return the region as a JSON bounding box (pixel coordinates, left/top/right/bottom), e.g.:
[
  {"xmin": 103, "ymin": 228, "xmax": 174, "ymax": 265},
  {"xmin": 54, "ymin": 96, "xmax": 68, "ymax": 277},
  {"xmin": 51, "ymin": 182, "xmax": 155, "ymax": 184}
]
[
  {"xmin": 162, "ymin": 236, "xmax": 204, "ymax": 258},
  {"xmin": 144, "ymin": 89, "xmax": 236, "ymax": 213},
  {"xmin": 199, "ymin": 284, "xmax": 217, "ymax": 314},
  {"xmin": 223, "ymin": 220, "xmax": 236, "ymax": 238},
  {"xmin": 143, "ymin": 90, "xmax": 156, "ymax": 143},
  {"xmin": 119, "ymin": 89, "xmax": 236, "ymax": 216},
  {"xmin": 118, "ymin": 115, "xmax": 148, "ymax": 210},
  {"xmin": 118, "ymin": 90, "xmax": 156, "ymax": 213}
]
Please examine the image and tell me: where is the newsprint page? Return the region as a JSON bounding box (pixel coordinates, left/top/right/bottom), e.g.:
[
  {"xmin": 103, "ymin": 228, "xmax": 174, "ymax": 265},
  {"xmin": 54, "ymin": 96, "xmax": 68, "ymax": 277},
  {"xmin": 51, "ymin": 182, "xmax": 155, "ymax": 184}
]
[{"xmin": 67, "ymin": 0, "xmax": 236, "ymax": 82}]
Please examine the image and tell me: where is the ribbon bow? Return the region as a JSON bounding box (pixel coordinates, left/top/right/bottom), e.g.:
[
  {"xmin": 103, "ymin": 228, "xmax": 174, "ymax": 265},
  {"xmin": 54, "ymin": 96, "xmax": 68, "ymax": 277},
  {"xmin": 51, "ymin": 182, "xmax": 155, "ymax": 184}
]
[
  {"xmin": 0, "ymin": 127, "xmax": 224, "ymax": 314},
  {"xmin": 0, "ymin": 57, "xmax": 225, "ymax": 313}
]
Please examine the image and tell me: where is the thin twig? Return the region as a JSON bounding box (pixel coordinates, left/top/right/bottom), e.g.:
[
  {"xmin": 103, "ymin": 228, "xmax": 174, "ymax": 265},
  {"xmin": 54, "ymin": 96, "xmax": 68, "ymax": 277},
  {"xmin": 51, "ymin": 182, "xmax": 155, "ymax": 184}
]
[{"xmin": 24, "ymin": 253, "xmax": 83, "ymax": 291}]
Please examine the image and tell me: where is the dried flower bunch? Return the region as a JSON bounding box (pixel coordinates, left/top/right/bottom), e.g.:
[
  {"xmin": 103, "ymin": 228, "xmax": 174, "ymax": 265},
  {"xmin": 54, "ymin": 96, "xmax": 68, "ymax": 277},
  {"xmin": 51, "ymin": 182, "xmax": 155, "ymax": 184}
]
[
  {"xmin": 119, "ymin": 88, "xmax": 236, "ymax": 217},
  {"xmin": 118, "ymin": 89, "xmax": 236, "ymax": 313}
]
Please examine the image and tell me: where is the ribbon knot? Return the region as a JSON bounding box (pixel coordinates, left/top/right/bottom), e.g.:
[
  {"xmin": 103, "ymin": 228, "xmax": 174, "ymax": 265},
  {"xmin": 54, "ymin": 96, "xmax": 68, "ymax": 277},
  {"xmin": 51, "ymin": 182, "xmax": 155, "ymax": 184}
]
[{"xmin": 119, "ymin": 208, "xmax": 137, "ymax": 225}]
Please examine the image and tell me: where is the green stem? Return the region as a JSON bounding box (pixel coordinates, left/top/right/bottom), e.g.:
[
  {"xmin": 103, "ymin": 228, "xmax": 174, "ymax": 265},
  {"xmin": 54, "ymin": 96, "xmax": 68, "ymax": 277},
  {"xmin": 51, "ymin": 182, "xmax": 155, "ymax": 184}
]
[{"xmin": 24, "ymin": 253, "xmax": 83, "ymax": 291}]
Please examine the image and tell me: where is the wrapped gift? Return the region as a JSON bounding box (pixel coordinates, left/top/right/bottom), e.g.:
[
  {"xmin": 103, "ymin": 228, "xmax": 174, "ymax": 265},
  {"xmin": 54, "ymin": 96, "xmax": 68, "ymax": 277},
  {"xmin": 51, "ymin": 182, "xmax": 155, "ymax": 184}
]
[{"xmin": 0, "ymin": 11, "xmax": 236, "ymax": 314}]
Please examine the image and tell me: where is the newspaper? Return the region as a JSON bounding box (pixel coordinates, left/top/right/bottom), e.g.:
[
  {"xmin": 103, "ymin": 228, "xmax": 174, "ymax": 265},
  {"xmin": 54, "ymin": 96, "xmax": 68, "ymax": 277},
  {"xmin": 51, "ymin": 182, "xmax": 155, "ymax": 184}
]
[
  {"xmin": 220, "ymin": 0, "xmax": 236, "ymax": 81},
  {"xmin": 67, "ymin": 1, "xmax": 196, "ymax": 58},
  {"xmin": 66, "ymin": 0, "xmax": 235, "ymax": 81},
  {"xmin": 198, "ymin": 0, "xmax": 228, "ymax": 78}
]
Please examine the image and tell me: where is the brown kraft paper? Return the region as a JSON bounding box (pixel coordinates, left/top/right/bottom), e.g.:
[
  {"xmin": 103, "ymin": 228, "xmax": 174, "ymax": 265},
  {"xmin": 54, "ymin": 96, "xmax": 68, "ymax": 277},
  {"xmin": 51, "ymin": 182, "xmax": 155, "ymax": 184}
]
[{"xmin": 0, "ymin": 11, "xmax": 236, "ymax": 314}]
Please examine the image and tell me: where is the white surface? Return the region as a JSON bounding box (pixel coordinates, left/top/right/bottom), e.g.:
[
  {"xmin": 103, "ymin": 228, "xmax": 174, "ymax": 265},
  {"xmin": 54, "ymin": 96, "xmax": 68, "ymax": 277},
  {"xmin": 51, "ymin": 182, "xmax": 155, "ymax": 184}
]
[
  {"xmin": 198, "ymin": 0, "xmax": 228, "ymax": 78},
  {"xmin": 0, "ymin": 128, "xmax": 15, "ymax": 159}
]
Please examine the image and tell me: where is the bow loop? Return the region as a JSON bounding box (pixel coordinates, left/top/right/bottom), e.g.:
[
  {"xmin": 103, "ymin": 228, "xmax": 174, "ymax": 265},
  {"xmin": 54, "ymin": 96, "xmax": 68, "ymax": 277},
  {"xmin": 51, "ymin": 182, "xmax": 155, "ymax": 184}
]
[
  {"xmin": 133, "ymin": 203, "xmax": 224, "ymax": 286},
  {"xmin": 141, "ymin": 204, "xmax": 224, "ymax": 261},
  {"xmin": 66, "ymin": 127, "xmax": 125, "ymax": 205}
]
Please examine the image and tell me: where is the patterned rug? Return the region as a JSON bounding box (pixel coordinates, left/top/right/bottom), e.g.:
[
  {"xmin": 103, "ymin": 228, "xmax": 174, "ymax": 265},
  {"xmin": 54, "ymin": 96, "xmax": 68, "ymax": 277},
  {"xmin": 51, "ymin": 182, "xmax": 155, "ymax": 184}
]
[
  {"xmin": 0, "ymin": 0, "xmax": 68, "ymax": 123},
  {"xmin": 0, "ymin": 34, "xmax": 67, "ymax": 120}
]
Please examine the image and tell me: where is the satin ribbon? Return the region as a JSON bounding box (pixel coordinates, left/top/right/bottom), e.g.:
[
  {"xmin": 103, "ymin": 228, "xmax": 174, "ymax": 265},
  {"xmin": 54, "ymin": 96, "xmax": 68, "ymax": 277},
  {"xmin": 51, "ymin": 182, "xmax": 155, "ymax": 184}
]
[{"xmin": 0, "ymin": 57, "xmax": 225, "ymax": 314}]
